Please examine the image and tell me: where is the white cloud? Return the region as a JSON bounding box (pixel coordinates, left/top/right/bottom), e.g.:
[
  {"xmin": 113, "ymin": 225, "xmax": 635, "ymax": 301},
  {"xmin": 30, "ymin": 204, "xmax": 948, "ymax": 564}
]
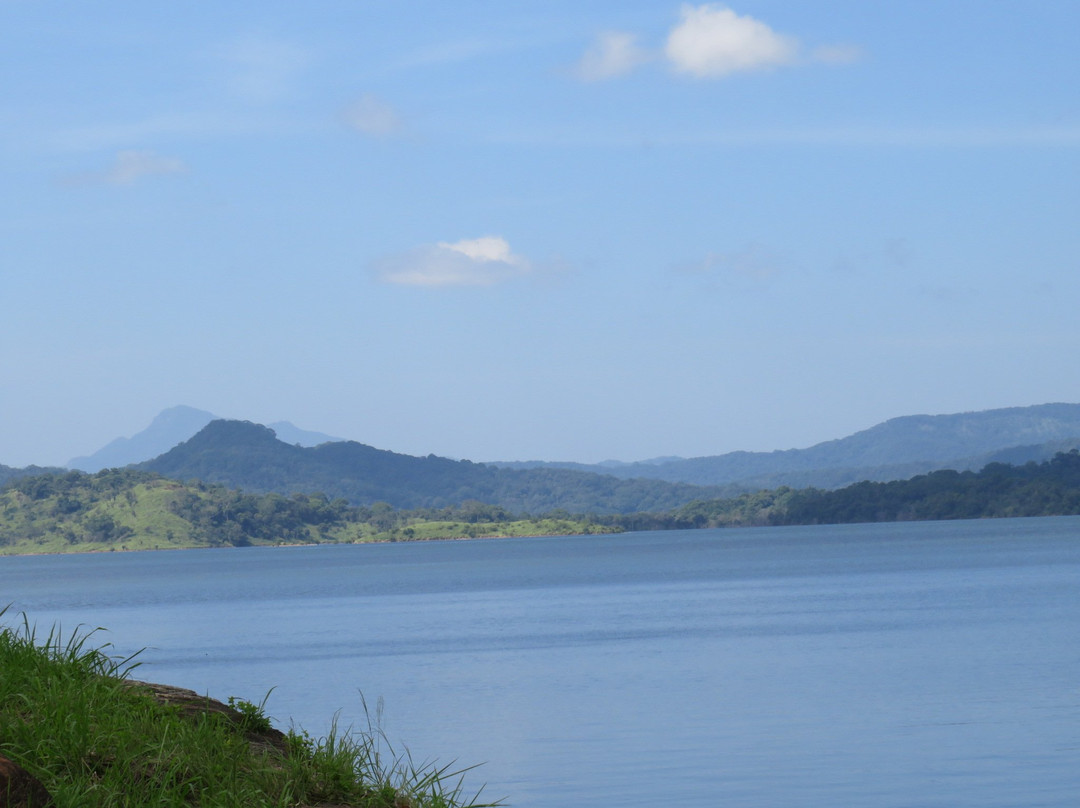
[
  {"xmin": 343, "ymin": 94, "xmax": 403, "ymax": 137},
  {"xmin": 221, "ymin": 34, "xmax": 308, "ymax": 102},
  {"xmin": 438, "ymin": 235, "xmax": 525, "ymax": 264},
  {"xmin": 575, "ymin": 31, "xmax": 650, "ymax": 81},
  {"xmin": 375, "ymin": 236, "xmax": 531, "ymax": 288},
  {"xmin": 665, "ymin": 4, "xmax": 798, "ymax": 78},
  {"xmin": 572, "ymin": 5, "xmax": 860, "ymax": 84}
]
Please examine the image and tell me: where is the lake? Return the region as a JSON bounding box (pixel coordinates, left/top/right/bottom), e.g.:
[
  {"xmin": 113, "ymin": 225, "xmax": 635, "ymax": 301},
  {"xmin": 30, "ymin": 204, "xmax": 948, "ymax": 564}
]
[{"xmin": 2, "ymin": 516, "xmax": 1078, "ymax": 807}]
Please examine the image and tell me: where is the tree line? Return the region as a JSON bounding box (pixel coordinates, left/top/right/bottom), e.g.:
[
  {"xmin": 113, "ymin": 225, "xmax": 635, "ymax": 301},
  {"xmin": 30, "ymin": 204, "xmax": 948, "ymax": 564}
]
[{"xmin": 594, "ymin": 450, "xmax": 1080, "ymax": 530}]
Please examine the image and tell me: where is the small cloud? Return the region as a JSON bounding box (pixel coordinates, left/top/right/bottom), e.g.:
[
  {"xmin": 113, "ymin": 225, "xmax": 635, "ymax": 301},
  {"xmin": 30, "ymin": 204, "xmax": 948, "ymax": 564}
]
[
  {"xmin": 568, "ymin": 5, "xmax": 860, "ymax": 86},
  {"xmin": 64, "ymin": 150, "xmax": 187, "ymax": 186},
  {"xmin": 811, "ymin": 44, "xmax": 864, "ymax": 65},
  {"xmin": 575, "ymin": 31, "xmax": 651, "ymax": 81},
  {"xmin": 343, "ymin": 94, "xmax": 404, "ymax": 137},
  {"xmin": 375, "ymin": 236, "xmax": 531, "ymax": 288},
  {"xmin": 221, "ymin": 34, "xmax": 308, "ymax": 102},
  {"xmin": 665, "ymin": 4, "xmax": 798, "ymax": 78}
]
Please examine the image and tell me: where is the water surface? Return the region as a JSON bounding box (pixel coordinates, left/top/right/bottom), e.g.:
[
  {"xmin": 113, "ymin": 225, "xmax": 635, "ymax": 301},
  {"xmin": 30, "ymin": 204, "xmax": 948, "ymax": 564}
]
[{"xmin": 2, "ymin": 517, "xmax": 1077, "ymax": 806}]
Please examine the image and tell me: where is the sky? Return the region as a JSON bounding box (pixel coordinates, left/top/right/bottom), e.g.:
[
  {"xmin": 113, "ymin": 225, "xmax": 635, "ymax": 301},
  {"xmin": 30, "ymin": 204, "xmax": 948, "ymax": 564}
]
[{"xmin": 2, "ymin": 1, "xmax": 1079, "ymax": 468}]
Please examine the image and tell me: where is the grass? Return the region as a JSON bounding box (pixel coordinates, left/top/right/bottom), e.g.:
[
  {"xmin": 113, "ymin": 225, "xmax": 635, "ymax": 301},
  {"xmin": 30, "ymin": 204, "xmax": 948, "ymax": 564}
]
[{"xmin": 0, "ymin": 611, "xmax": 504, "ymax": 807}]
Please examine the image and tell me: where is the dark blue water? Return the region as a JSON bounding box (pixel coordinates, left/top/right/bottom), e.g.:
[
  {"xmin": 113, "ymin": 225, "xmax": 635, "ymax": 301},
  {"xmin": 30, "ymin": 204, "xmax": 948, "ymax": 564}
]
[{"xmin": 2, "ymin": 517, "xmax": 1078, "ymax": 807}]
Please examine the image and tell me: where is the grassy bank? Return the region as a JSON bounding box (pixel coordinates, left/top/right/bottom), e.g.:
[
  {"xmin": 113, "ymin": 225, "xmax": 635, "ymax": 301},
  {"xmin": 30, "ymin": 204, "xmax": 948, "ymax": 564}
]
[{"xmin": 0, "ymin": 614, "xmax": 501, "ymax": 807}]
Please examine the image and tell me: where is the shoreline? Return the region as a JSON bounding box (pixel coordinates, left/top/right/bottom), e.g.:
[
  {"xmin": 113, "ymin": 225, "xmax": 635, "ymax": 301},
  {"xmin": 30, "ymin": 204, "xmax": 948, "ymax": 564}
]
[{"xmin": 0, "ymin": 527, "xmax": 613, "ymax": 558}]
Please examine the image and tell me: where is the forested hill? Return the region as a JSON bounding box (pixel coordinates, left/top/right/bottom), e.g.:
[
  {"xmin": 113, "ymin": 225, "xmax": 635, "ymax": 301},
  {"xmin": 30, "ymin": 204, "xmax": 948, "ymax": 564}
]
[
  {"xmin": 622, "ymin": 450, "xmax": 1080, "ymax": 531},
  {"xmin": 778, "ymin": 450, "xmax": 1080, "ymax": 525},
  {"xmin": 137, "ymin": 420, "xmax": 726, "ymax": 514}
]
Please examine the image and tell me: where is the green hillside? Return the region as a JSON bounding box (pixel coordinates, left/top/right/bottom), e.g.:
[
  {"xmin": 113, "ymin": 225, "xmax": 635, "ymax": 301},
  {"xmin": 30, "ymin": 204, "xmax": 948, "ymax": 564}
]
[{"xmin": 0, "ymin": 469, "xmax": 613, "ymax": 555}]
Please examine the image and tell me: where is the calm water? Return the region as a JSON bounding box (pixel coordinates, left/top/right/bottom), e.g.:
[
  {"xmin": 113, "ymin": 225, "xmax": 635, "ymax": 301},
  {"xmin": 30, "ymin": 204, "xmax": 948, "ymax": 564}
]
[{"xmin": 2, "ymin": 517, "xmax": 1078, "ymax": 807}]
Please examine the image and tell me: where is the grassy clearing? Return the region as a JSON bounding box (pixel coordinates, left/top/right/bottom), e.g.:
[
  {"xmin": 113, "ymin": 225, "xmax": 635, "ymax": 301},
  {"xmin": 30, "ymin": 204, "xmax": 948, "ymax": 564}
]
[{"xmin": 0, "ymin": 612, "xmax": 503, "ymax": 807}]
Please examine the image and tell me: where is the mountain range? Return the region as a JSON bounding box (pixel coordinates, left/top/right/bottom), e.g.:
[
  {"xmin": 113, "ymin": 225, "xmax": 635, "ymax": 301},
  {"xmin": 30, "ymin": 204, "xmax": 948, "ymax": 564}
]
[
  {"xmin": 489, "ymin": 403, "xmax": 1080, "ymax": 489},
  {"xmin": 5, "ymin": 402, "xmax": 1080, "ymax": 515}
]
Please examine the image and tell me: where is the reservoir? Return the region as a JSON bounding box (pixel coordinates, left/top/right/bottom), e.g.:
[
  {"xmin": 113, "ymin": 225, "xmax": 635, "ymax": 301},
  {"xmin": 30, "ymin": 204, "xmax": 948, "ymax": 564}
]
[{"xmin": 2, "ymin": 516, "xmax": 1078, "ymax": 806}]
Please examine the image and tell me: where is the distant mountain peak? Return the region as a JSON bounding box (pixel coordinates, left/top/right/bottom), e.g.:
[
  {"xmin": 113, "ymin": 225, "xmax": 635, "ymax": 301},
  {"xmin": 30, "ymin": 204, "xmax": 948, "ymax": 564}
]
[
  {"xmin": 153, "ymin": 404, "xmax": 218, "ymax": 423},
  {"xmin": 68, "ymin": 407, "xmax": 344, "ymax": 471},
  {"xmin": 68, "ymin": 406, "xmax": 217, "ymax": 472}
]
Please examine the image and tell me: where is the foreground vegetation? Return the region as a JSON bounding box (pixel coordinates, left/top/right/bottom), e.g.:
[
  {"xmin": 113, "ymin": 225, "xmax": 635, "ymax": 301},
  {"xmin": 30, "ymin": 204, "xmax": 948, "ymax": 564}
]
[{"xmin": 0, "ymin": 613, "xmax": 500, "ymax": 807}]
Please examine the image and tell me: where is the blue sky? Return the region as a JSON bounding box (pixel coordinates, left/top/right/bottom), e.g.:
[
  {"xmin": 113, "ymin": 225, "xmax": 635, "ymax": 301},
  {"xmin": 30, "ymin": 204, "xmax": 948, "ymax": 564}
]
[{"xmin": 2, "ymin": 1, "xmax": 1078, "ymax": 467}]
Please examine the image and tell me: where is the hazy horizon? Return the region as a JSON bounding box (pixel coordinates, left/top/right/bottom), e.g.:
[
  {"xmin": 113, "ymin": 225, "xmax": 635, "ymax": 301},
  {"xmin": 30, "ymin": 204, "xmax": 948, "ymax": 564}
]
[{"xmin": 4, "ymin": 2, "xmax": 1078, "ymax": 467}]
